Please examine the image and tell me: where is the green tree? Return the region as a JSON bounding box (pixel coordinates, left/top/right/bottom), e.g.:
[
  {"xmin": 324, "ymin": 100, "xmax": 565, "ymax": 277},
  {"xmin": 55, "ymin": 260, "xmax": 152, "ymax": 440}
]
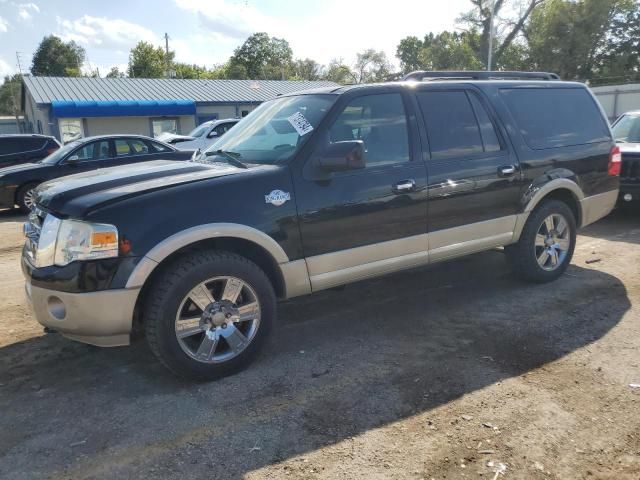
[
  {"xmin": 106, "ymin": 66, "xmax": 126, "ymax": 78},
  {"xmin": 396, "ymin": 36, "xmax": 425, "ymax": 74},
  {"xmin": 322, "ymin": 59, "xmax": 355, "ymax": 84},
  {"xmin": 0, "ymin": 75, "xmax": 22, "ymax": 121},
  {"xmin": 31, "ymin": 35, "xmax": 86, "ymax": 76},
  {"xmin": 127, "ymin": 41, "xmax": 174, "ymax": 78},
  {"xmin": 421, "ymin": 31, "xmax": 484, "ymax": 70},
  {"xmin": 352, "ymin": 49, "xmax": 392, "ymax": 83},
  {"xmin": 526, "ymin": 0, "xmax": 634, "ymax": 80},
  {"xmin": 396, "ymin": 32, "xmax": 483, "ymax": 73},
  {"xmin": 229, "ymin": 32, "xmax": 293, "ymax": 79},
  {"xmin": 596, "ymin": 1, "xmax": 640, "ymax": 83},
  {"xmin": 458, "ymin": 0, "xmax": 546, "ymax": 67},
  {"xmin": 173, "ymin": 63, "xmax": 210, "ymax": 79},
  {"xmin": 293, "ymin": 58, "xmax": 322, "ymax": 80}
]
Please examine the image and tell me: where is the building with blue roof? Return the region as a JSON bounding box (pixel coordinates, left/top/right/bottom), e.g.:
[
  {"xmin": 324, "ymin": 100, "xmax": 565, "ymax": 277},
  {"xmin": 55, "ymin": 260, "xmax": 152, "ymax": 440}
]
[{"xmin": 21, "ymin": 76, "xmax": 336, "ymax": 143}]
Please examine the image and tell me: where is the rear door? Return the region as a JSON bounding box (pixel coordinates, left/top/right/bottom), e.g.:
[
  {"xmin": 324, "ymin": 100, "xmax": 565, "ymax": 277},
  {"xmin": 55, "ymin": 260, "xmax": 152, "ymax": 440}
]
[
  {"xmin": 110, "ymin": 138, "xmax": 159, "ymax": 166},
  {"xmin": 415, "ymin": 86, "xmax": 523, "ymax": 260},
  {"xmin": 0, "ymin": 137, "xmax": 48, "ymax": 167}
]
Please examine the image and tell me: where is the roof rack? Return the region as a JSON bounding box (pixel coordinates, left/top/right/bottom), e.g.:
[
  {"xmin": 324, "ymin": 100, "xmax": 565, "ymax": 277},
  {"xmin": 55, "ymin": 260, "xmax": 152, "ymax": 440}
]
[{"xmin": 401, "ymin": 71, "xmax": 560, "ymax": 81}]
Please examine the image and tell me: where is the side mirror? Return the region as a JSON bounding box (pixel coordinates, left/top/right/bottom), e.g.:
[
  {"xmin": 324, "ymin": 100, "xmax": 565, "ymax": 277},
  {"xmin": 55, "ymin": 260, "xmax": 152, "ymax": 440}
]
[
  {"xmin": 66, "ymin": 155, "xmax": 80, "ymax": 165},
  {"xmin": 207, "ymin": 130, "xmax": 219, "ymax": 139},
  {"xmin": 313, "ymin": 140, "xmax": 366, "ymax": 172}
]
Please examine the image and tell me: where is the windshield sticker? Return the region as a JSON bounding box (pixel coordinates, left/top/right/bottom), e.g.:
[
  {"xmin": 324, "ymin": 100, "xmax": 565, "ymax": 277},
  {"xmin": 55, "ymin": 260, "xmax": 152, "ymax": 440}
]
[{"xmin": 287, "ymin": 111, "xmax": 314, "ymax": 136}]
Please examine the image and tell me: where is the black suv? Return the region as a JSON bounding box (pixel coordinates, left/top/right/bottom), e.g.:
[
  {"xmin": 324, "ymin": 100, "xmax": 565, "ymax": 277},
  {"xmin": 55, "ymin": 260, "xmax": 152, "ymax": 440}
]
[
  {"xmin": 611, "ymin": 111, "xmax": 640, "ymax": 205},
  {"xmin": 0, "ymin": 134, "xmax": 61, "ymax": 168},
  {"xmin": 21, "ymin": 72, "xmax": 619, "ymax": 380}
]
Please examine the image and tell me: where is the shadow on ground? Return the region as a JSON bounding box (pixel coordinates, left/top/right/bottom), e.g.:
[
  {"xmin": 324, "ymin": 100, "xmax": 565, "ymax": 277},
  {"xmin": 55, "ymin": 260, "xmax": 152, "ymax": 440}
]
[
  {"xmin": 0, "ymin": 237, "xmax": 631, "ymax": 478},
  {"xmin": 0, "ymin": 208, "xmax": 23, "ymax": 223},
  {"xmin": 580, "ymin": 207, "xmax": 640, "ymax": 245}
]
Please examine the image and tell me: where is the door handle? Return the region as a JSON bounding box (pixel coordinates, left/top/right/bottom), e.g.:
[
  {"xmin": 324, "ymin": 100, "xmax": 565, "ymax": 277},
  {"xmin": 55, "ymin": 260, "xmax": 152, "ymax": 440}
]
[
  {"xmin": 498, "ymin": 165, "xmax": 517, "ymax": 177},
  {"xmin": 393, "ymin": 179, "xmax": 416, "ymax": 193}
]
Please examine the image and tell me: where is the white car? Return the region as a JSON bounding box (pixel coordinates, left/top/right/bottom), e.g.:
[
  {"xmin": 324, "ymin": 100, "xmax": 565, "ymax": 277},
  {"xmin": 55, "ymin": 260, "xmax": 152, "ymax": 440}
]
[{"xmin": 156, "ymin": 118, "xmax": 240, "ymax": 151}]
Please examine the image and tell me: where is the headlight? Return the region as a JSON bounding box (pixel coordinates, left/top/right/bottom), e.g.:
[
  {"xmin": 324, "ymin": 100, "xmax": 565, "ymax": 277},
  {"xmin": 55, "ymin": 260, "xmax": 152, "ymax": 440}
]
[
  {"xmin": 53, "ymin": 219, "xmax": 119, "ymax": 266},
  {"xmin": 30, "ymin": 215, "xmax": 119, "ymax": 267}
]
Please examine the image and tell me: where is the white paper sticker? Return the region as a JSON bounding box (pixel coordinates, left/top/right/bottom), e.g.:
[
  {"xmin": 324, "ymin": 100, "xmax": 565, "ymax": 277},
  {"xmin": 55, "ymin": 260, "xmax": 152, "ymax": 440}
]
[{"xmin": 287, "ymin": 111, "xmax": 314, "ymax": 136}]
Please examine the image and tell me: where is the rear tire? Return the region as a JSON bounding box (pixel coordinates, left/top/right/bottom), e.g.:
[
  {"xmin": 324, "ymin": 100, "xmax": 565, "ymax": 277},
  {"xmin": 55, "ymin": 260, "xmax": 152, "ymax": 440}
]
[
  {"xmin": 144, "ymin": 249, "xmax": 275, "ymax": 381},
  {"xmin": 16, "ymin": 183, "xmax": 38, "ymax": 213},
  {"xmin": 506, "ymin": 200, "xmax": 577, "ymax": 283}
]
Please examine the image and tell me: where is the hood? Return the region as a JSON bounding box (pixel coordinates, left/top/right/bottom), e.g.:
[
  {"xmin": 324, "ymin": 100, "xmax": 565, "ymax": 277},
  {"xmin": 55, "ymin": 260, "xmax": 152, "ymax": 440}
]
[
  {"xmin": 155, "ymin": 132, "xmax": 196, "ymax": 143},
  {"xmin": 0, "ymin": 162, "xmax": 47, "ymax": 177},
  {"xmin": 35, "ymin": 160, "xmax": 244, "ymax": 216},
  {"xmin": 619, "ymin": 143, "xmax": 640, "ymax": 155}
]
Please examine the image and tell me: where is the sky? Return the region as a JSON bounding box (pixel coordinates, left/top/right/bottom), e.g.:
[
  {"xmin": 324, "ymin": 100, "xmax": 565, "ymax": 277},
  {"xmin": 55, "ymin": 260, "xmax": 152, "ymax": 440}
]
[{"xmin": 0, "ymin": 0, "xmax": 471, "ymax": 78}]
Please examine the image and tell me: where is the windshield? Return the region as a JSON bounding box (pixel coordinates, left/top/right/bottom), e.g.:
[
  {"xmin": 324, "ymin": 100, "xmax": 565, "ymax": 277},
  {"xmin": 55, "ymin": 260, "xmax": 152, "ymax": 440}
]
[
  {"xmin": 188, "ymin": 124, "xmax": 210, "ymax": 138},
  {"xmin": 196, "ymin": 94, "xmax": 335, "ymax": 165},
  {"xmin": 612, "ymin": 114, "xmax": 640, "ymax": 143},
  {"xmin": 39, "ymin": 141, "xmax": 81, "ymax": 164}
]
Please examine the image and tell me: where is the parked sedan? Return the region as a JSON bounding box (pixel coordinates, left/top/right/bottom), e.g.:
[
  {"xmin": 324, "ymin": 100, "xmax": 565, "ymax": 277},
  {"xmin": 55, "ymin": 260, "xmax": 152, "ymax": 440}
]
[
  {"xmin": 156, "ymin": 118, "xmax": 240, "ymax": 151},
  {"xmin": 0, "ymin": 135, "xmax": 192, "ymax": 212},
  {"xmin": 0, "ymin": 134, "xmax": 61, "ymax": 168}
]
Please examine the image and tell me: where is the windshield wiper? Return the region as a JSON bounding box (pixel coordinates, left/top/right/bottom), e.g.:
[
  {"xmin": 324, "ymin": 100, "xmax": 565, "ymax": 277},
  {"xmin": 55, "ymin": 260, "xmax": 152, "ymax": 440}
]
[{"xmin": 207, "ymin": 149, "xmax": 248, "ymax": 169}]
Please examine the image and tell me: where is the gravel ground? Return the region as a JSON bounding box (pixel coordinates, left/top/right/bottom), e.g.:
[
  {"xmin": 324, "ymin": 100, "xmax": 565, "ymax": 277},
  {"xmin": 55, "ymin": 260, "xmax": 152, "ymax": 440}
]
[{"xmin": 0, "ymin": 208, "xmax": 638, "ymax": 480}]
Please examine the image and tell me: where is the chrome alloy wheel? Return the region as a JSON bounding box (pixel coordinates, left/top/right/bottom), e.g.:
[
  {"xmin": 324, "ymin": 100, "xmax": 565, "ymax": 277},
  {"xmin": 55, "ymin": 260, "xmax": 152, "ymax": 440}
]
[
  {"xmin": 175, "ymin": 276, "xmax": 261, "ymax": 364},
  {"xmin": 535, "ymin": 213, "xmax": 571, "ymax": 271},
  {"xmin": 23, "ymin": 189, "xmax": 35, "ymax": 210}
]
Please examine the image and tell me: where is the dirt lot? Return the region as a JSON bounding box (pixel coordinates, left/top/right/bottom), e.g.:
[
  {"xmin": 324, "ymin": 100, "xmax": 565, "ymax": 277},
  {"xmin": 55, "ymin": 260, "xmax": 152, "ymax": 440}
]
[{"xmin": 0, "ymin": 209, "xmax": 638, "ymax": 480}]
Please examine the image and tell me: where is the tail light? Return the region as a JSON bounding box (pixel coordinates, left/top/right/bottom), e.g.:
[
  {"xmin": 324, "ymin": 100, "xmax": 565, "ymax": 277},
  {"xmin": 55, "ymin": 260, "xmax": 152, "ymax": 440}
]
[
  {"xmin": 46, "ymin": 146, "xmax": 59, "ymax": 155},
  {"xmin": 608, "ymin": 145, "xmax": 621, "ymax": 176}
]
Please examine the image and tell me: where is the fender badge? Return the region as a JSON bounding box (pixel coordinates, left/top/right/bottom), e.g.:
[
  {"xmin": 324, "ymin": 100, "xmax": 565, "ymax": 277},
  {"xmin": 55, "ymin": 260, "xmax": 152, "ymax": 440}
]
[{"xmin": 265, "ymin": 190, "xmax": 291, "ymax": 206}]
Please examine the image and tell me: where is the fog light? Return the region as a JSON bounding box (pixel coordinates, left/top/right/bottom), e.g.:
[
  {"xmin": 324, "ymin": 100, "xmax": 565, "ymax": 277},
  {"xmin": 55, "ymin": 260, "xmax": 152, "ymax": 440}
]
[
  {"xmin": 47, "ymin": 296, "xmax": 66, "ymax": 320},
  {"xmin": 624, "ymin": 193, "xmax": 633, "ymax": 202}
]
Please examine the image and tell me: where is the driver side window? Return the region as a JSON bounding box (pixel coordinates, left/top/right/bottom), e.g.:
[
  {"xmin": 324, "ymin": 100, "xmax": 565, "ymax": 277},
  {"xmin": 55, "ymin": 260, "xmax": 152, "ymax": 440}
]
[
  {"xmin": 71, "ymin": 140, "xmax": 110, "ymax": 162},
  {"xmin": 329, "ymin": 93, "xmax": 410, "ymax": 168}
]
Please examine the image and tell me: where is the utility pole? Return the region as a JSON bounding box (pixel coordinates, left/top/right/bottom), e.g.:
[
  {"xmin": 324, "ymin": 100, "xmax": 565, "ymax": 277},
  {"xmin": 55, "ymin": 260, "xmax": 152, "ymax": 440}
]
[
  {"xmin": 15, "ymin": 52, "xmax": 24, "ymax": 74},
  {"xmin": 487, "ymin": 0, "xmax": 496, "ymax": 71},
  {"xmin": 13, "ymin": 52, "xmax": 24, "ymax": 132},
  {"xmin": 164, "ymin": 33, "xmax": 171, "ymax": 77}
]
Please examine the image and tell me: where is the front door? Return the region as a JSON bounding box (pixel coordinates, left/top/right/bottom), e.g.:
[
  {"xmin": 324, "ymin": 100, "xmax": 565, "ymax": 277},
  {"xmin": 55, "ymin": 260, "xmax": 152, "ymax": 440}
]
[
  {"xmin": 414, "ymin": 87, "xmax": 523, "ymax": 261},
  {"xmin": 293, "ymin": 91, "xmax": 429, "ymax": 291},
  {"xmin": 57, "ymin": 139, "xmax": 114, "ymax": 176}
]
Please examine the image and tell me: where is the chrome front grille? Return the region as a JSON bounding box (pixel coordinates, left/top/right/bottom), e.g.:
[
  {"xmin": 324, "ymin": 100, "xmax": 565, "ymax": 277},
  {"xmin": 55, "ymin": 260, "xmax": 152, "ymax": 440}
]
[
  {"xmin": 621, "ymin": 154, "xmax": 640, "ymax": 182},
  {"xmin": 23, "ymin": 207, "xmax": 45, "ymax": 262}
]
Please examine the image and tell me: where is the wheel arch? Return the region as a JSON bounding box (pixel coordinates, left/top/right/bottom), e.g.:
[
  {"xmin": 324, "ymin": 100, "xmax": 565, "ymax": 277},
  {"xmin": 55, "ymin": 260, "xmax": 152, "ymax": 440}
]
[
  {"xmin": 126, "ymin": 224, "xmax": 296, "ymax": 311},
  {"xmin": 513, "ymin": 178, "xmax": 585, "ymax": 242},
  {"xmin": 15, "ymin": 180, "xmax": 42, "ymax": 204}
]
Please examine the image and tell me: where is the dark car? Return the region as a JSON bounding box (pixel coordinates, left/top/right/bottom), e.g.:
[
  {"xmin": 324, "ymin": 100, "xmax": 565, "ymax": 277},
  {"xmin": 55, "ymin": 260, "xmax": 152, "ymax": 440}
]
[
  {"xmin": 21, "ymin": 71, "xmax": 619, "ymax": 380},
  {"xmin": 0, "ymin": 134, "xmax": 193, "ymax": 212},
  {"xmin": 0, "ymin": 134, "xmax": 61, "ymax": 168},
  {"xmin": 611, "ymin": 111, "xmax": 640, "ymax": 205}
]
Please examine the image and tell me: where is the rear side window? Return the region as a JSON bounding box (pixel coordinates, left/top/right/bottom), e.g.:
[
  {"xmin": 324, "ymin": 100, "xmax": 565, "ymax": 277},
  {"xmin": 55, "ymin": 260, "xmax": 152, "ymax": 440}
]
[
  {"xmin": 501, "ymin": 88, "xmax": 610, "ymax": 149},
  {"xmin": 417, "ymin": 91, "xmax": 484, "ymax": 159},
  {"xmin": 0, "ymin": 137, "xmax": 46, "ymax": 155},
  {"xmin": 468, "ymin": 94, "xmax": 502, "ymax": 152},
  {"xmin": 148, "ymin": 140, "xmax": 171, "ymax": 153}
]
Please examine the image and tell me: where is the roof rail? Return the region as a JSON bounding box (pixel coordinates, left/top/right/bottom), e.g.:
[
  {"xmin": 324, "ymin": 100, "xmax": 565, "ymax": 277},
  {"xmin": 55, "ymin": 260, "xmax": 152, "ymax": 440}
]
[{"xmin": 401, "ymin": 71, "xmax": 560, "ymax": 81}]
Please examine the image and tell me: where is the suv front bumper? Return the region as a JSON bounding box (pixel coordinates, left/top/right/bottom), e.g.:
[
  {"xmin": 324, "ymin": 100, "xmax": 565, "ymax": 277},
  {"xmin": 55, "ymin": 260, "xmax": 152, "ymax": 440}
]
[{"xmin": 24, "ymin": 280, "xmax": 139, "ymax": 347}]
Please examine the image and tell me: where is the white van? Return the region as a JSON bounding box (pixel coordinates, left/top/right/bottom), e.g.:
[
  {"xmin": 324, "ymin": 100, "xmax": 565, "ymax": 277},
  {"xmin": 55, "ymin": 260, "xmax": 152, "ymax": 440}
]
[{"xmin": 156, "ymin": 118, "xmax": 240, "ymax": 151}]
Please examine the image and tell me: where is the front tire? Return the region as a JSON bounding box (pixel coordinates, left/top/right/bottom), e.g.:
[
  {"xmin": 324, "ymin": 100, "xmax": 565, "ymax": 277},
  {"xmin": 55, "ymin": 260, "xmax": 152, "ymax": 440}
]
[
  {"xmin": 506, "ymin": 200, "xmax": 577, "ymax": 283},
  {"xmin": 144, "ymin": 250, "xmax": 276, "ymax": 381}
]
